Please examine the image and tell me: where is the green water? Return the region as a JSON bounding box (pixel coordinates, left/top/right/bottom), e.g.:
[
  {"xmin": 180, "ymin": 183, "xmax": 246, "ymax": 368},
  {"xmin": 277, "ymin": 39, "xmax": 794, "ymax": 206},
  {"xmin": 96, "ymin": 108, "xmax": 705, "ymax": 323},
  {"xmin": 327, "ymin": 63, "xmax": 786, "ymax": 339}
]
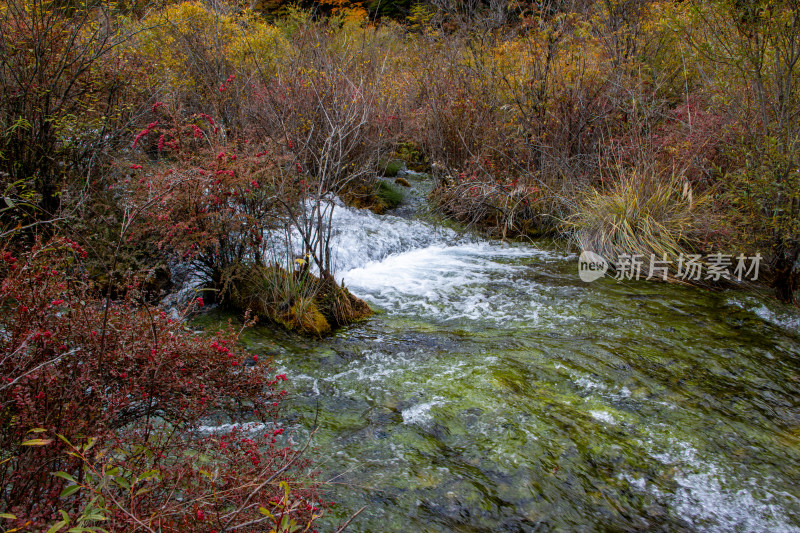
[{"xmin": 229, "ymin": 238, "xmax": 800, "ymax": 532}]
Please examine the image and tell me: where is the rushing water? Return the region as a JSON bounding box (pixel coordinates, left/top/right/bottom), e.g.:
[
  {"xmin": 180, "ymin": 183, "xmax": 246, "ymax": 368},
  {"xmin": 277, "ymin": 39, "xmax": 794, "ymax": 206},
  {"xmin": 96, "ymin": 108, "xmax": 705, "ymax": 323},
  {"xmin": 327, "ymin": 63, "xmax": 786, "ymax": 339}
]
[{"xmin": 230, "ymin": 177, "xmax": 800, "ymax": 532}]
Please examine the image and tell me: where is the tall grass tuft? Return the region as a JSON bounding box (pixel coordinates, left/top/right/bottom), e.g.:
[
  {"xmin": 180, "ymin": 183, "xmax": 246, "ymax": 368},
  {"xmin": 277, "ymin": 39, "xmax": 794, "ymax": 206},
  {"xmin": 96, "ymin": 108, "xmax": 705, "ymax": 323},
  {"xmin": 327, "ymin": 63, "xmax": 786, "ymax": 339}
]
[
  {"xmin": 566, "ymin": 168, "xmax": 712, "ymax": 280},
  {"xmin": 229, "ymin": 259, "xmax": 331, "ymax": 337}
]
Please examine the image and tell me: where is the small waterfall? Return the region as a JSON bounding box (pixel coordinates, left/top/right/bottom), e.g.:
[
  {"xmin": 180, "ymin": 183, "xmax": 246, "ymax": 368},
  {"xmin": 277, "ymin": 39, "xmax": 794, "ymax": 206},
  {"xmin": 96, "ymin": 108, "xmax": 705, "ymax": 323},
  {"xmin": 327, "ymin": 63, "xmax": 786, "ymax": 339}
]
[
  {"xmin": 320, "ymin": 195, "xmax": 577, "ymax": 326},
  {"xmin": 327, "ymin": 204, "xmax": 469, "ymax": 275}
]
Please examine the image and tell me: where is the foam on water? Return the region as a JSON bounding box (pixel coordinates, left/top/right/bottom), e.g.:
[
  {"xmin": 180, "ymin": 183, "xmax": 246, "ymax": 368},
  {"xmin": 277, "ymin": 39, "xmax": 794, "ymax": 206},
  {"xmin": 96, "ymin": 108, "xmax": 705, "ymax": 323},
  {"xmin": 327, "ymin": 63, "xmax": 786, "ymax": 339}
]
[
  {"xmin": 326, "ymin": 349, "xmax": 421, "ymax": 385},
  {"xmin": 339, "ymin": 237, "xmax": 569, "ymax": 325},
  {"xmin": 647, "ymin": 439, "xmax": 800, "ymax": 532},
  {"xmin": 728, "ymin": 296, "xmax": 800, "ymax": 331},
  {"xmin": 277, "ymin": 347, "xmax": 468, "ymax": 404},
  {"xmin": 328, "ymin": 204, "xmax": 469, "ymax": 275},
  {"xmin": 262, "ymin": 200, "xmax": 577, "ymax": 326},
  {"xmin": 590, "ymin": 410, "xmax": 617, "ymax": 425},
  {"xmin": 401, "ymin": 398, "xmax": 446, "ymax": 425}
]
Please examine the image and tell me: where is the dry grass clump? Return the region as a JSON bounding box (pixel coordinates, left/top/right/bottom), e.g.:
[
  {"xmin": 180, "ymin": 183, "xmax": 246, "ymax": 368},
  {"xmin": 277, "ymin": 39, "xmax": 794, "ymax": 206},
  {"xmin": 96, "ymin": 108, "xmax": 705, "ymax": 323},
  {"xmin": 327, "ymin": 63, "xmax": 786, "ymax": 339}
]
[
  {"xmin": 565, "ymin": 167, "xmax": 713, "ymax": 280},
  {"xmin": 431, "ymin": 173, "xmax": 554, "ymax": 239},
  {"xmin": 317, "ymin": 275, "xmax": 373, "ymax": 327}
]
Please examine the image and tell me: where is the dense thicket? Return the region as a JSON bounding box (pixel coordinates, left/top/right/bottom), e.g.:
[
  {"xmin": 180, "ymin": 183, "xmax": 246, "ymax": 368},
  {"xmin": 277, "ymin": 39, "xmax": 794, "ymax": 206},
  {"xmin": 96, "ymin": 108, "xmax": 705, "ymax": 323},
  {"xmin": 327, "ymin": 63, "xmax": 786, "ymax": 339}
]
[{"xmin": 0, "ymin": 0, "xmax": 798, "ymax": 529}]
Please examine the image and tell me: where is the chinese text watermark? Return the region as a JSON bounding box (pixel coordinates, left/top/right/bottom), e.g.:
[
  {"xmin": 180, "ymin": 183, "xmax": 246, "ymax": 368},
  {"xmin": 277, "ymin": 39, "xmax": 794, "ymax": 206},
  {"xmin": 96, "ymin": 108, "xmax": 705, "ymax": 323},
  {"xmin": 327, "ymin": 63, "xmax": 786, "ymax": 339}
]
[{"xmin": 579, "ymin": 252, "xmax": 762, "ymax": 282}]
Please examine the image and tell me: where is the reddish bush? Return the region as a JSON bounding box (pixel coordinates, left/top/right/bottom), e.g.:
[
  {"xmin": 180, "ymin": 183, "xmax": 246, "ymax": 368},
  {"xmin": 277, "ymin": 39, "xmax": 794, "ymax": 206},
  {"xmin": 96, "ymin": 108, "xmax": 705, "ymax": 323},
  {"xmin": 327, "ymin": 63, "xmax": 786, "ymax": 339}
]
[
  {"xmin": 431, "ymin": 157, "xmax": 544, "ymax": 238},
  {"xmin": 121, "ymin": 105, "xmax": 304, "ymax": 302},
  {"xmin": 0, "ymin": 239, "xmax": 326, "ymax": 531},
  {"xmin": 648, "ymin": 101, "xmax": 735, "ymax": 188}
]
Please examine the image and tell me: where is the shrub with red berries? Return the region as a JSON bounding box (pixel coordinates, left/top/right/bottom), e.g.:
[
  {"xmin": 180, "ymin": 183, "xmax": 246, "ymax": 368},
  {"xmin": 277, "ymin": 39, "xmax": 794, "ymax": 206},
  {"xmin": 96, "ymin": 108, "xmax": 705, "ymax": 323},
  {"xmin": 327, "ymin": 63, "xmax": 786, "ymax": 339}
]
[{"xmin": 0, "ymin": 239, "xmax": 326, "ymax": 531}]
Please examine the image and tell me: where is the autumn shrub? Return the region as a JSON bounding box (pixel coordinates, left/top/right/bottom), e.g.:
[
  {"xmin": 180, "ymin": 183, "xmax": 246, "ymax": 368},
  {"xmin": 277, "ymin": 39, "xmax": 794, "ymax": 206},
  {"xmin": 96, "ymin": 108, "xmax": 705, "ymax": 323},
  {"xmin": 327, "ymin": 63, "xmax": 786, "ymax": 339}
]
[
  {"xmin": 0, "ymin": 239, "xmax": 327, "ymax": 530},
  {"xmin": 720, "ymin": 135, "xmax": 800, "ymax": 301},
  {"xmin": 409, "ymin": 0, "xmax": 732, "ymax": 246},
  {"xmin": 642, "ymin": 102, "xmax": 734, "ymax": 189},
  {"xmin": 430, "ymin": 161, "xmax": 546, "ymax": 238},
  {"xmin": 123, "ymin": 104, "xmax": 300, "ymax": 302},
  {"xmin": 131, "ymin": 1, "xmax": 290, "ymax": 136},
  {"xmin": 409, "ymin": 4, "xmax": 650, "ymax": 236},
  {"xmin": 667, "ymin": 0, "xmax": 800, "ymax": 301},
  {"xmin": 130, "ymin": 3, "xmax": 408, "ymax": 223},
  {"xmin": 240, "ymin": 20, "xmax": 406, "ymax": 277},
  {"xmin": 0, "ymin": 0, "xmax": 142, "ymax": 222},
  {"xmin": 409, "ymin": 35, "xmax": 552, "ymax": 237},
  {"xmin": 250, "ymin": 22, "xmax": 398, "ymax": 181},
  {"xmin": 123, "ymin": 98, "xmax": 373, "ymax": 332},
  {"xmin": 411, "ymin": 39, "xmax": 505, "ymax": 175},
  {"xmin": 38, "ymin": 426, "xmax": 325, "ymax": 532},
  {"xmin": 480, "ymin": 15, "xmax": 617, "ymax": 185}
]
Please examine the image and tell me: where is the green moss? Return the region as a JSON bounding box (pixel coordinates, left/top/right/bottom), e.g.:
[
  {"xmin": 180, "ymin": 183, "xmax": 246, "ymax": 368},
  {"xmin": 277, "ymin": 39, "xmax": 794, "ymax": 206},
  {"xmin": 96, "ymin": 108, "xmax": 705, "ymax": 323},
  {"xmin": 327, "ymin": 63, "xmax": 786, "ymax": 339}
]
[
  {"xmin": 217, "ymin": 262, "xmax": 371, "ymax": 336},
  {"xmin": 277, "ymin": 300, "xmax": 331, "ymax": 336},
  {"xmin": 379, "ymin": 159, "xmax": 405, "ymax": 177},
  {"xmin": 340, "ymin": 179, "xmax": 400, "ymax": 215},
  {"xmin": 393, "ymin": 141, "xmax": 430, "ymax": 172},
  {"xmin": 376, "ymin": 180, "xmax": 404, "ymax": 210}
]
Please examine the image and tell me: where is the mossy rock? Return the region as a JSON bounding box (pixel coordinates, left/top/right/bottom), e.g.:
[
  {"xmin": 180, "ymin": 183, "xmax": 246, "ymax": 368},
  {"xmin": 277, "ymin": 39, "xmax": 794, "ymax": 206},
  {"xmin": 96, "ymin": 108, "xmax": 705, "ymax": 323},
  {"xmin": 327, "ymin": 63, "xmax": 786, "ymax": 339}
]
[
  {"xmin": 393, "ymin": 141, "xmax": 430, "ymax": 173},
  {"xmin": 376, "ymin": 180, "xmax": 404, "ymax": 210},
  {"xmin": 276, "ymin": 300, "xmax": 331, "ymax": 336},
  {"xmin": 379, "ymin": 159, "xmax": 406, "ymax": 177},
  {"xmin": 340, "ymin": 179, "xmax": 404, "ymax": 214},
  {"xmin": 224, "ymin": 263, "xmax": 370, "ymax": 336},
  {"xmin": 339, "ymin": 180, "xmax": 388, "ymax": 214},
  {"xmin": 315, "ymin": 275, "xmax": 372, "ymax": 327}
]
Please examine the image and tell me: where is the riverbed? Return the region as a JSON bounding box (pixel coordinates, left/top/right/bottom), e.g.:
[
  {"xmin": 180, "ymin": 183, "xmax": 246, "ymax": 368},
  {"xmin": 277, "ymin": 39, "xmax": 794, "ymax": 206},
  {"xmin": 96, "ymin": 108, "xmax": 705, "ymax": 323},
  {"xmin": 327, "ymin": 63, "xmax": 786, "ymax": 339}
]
[{"xmin": 230, "ymin": 180, "xmax": 800, "ymax": 532}]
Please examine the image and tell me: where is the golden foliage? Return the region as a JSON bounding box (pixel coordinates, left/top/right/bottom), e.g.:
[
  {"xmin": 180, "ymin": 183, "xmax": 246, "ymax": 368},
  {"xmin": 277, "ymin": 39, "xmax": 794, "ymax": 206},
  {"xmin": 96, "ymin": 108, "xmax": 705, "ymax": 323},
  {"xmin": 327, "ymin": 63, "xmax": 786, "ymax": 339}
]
[{"xmin": 134, "ymin": 1, "xmax": 289, "ymax": 89}]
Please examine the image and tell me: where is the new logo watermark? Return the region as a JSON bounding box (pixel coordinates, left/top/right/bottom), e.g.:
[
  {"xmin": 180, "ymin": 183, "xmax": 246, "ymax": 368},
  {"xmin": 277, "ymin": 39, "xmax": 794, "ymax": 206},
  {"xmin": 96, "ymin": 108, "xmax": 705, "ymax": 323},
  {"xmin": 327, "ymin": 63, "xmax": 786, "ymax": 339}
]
[
  {"xmin": 578, "ymin": 250, "xmax": 609, "ymax": 282},
  {"xmin": 578, "ymin": 251, "xmax": 762, "ymax": 282}
]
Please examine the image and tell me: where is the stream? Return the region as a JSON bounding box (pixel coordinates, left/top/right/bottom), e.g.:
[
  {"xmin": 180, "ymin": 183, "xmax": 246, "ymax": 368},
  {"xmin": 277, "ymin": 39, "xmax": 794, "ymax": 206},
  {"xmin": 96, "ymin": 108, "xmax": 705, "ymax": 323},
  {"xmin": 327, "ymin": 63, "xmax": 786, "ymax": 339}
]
[{"xmin": 228, "ymin": 176, "xmax": 800, "ymax": 532}]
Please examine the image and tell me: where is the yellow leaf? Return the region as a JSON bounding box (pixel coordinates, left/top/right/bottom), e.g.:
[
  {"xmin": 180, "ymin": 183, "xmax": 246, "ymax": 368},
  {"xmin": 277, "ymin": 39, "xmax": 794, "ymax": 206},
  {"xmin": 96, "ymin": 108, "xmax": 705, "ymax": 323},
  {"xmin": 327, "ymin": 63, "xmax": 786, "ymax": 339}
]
[{"xmin": 21, "ymin": 439, "xmax": 52, "ymax": 446}]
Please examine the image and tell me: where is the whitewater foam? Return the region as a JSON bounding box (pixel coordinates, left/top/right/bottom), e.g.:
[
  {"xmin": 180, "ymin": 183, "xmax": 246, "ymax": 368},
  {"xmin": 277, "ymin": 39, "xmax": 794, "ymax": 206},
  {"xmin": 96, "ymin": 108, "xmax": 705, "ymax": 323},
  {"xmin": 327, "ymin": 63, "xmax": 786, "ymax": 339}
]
[
  {"xmin": 729, "ymin": 297, "xmax": 800, "ymax": 331},
  {"xmin": 648, "ymin": 439, "xmax": 800, "ymax": 532},
  {"xmin": 402, "ymin": 398, "xmax": 445, "ymax": 425},
  {"xmin": 340, "ymin": 237, "xmax": 570, "ymax": 326}
]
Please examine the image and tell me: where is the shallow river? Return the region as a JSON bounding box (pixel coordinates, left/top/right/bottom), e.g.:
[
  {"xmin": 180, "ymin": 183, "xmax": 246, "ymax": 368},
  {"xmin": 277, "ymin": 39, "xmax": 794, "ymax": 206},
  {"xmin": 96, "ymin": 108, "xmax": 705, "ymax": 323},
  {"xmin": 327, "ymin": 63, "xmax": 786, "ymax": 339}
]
[{"xmin": 232, "ymin": 183, "xmax": 800, "ymax": 532}]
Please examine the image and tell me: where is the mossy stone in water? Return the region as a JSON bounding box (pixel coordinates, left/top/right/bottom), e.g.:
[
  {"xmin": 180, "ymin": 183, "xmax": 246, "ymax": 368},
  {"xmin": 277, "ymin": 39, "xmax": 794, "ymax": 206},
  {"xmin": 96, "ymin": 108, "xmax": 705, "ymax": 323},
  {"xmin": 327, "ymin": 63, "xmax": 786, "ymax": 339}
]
[
  {"xmin": 377, "ymin": 180, "xmax": 404, "ymax": 210},
  {"xmin": 379, "ymin": 159, "xmax": 406, "ymax": 177},
  {"xmin": 278, "ymin": 301, "xmax": 331, "ymax": 336},
  {"xmin": 220, "ymin": 263, "xmax": 371, "ymax": 336}
]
